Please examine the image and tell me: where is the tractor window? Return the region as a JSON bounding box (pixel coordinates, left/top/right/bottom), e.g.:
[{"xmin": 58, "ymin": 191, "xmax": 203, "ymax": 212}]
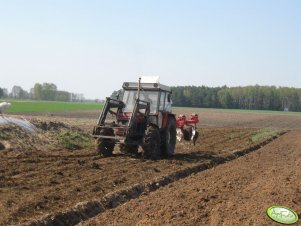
[
  {"xmin": 159, "ymin": 92, "xmax": 166, "ymax": 111},
  {"xmin": 122, "ymin": 90, "xmax": 137, "ymax": 112},
  {"xmin": 122, "ymin": 90, "xmax": 159, "ymax": 113},
  {"xmin": 165, "ymin": 92, "xmax": 172, "ymax": 112}
]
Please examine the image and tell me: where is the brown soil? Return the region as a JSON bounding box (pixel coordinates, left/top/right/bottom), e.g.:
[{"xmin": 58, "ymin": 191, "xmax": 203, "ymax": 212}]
[
  {"xmin": 10, "ymin": 108, "xmax": 301, "ymax": 129},
  {"xmin": 0, "ymin": 110, "xmax": 300, "ymax": 225},
  {"xmin": 81, "ymin": 131, "xmax": 301, "ymax": 226}
]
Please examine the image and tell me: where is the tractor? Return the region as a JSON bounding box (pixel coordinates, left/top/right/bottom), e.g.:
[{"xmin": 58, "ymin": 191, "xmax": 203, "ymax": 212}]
[{"xmin": 92, "ymin": 77, "xmax": 177, "ymax": 159}]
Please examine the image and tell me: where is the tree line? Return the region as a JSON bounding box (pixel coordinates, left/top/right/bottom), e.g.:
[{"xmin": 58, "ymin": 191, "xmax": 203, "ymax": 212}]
[
  {"xmin": 171, "ymin": 85, "xmax": 301, "ymax": 111},
  {"xmin": 0, "ymin": 83, "xmax": 85, "ymax": 102},
  {"xmin": 3, "ymin": 83, "xmax": 301, "ymax": 111}
]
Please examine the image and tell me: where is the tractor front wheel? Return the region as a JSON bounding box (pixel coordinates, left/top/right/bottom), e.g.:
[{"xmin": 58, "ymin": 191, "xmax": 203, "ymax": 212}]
[{"xmin": 96, "ymin": 128, "xmax": 115, "ymax": 157}]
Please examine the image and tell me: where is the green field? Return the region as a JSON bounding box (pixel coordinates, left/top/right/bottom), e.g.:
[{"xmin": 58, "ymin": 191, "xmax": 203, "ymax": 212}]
[
  {"xmin": 1, "ymin": 100, "xmax": 103, "ymax": 113},
  {"xmin": 3, "ymin": 99, "xmax": 301, "ymax": 116}
]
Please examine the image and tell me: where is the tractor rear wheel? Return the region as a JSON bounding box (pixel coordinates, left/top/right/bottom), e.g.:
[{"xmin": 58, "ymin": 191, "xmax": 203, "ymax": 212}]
[
  {"xmin": 96, "ymin": 128, "xmax": 115, "ymax": 157},
  {"xmin": 162, "ymin": 116, "xmax": 176, "ymax": 157},
  {"xmin": 142, "ymin": 126, "xmax": 161, "ymax": 159}
]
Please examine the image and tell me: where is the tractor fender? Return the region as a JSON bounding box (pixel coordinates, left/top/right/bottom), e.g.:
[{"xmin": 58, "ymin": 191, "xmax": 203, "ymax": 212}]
[{"xmin": 162, "ymin": 113, "xmax": 176, "ymax": 129}]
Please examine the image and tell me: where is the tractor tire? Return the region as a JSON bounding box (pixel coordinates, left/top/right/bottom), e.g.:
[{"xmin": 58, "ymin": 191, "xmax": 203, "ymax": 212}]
[
  {"xmin": 96, "ymin": 128, "xmax": 115, "ymax": 157},
  {"xmin": 119, "ymin": 144, "xmax": 139, "ymax": 155},
  {"xmin": 142, "ymin": 126, "xmax": 161, "ymax": 159},
  {"xmin": 161, "ymin": 116, "xmax": 177, "ymax": 157}
]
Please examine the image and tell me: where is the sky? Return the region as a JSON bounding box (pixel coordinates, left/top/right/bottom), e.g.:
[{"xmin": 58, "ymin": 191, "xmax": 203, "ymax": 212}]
[{"xmin": 0, "ymin": 0, "xmax": 300, "ymax": 99}]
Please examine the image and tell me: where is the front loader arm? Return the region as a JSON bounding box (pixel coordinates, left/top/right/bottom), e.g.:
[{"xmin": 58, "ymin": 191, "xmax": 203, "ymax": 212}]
[{"xmin": 97, "ymin": 97, "xmax": 125, "ymax": 126}]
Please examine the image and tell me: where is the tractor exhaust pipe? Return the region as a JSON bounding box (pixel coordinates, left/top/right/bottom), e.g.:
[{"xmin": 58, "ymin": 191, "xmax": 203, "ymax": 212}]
[{"xmin": 137, "ymin": 77, "xmax": 141, "ymax": 100}]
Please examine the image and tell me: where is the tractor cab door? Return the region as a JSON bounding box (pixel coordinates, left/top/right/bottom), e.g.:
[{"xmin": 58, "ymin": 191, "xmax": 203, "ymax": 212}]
[
  {"xmin": 159, "ymin": 91, "xmax": 172, "ymax": 113},
  {"xmin": 157, "ymin": 91, "xmax": 172, "ymax": 128}
]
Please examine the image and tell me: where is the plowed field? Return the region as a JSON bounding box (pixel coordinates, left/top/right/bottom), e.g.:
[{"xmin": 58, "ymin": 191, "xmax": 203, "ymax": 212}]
[
  {"xmin": 1, "ymin": 109, "xmax": 300, "ymax": 225},
  {"xmin": 82, "ymin": 131, "xmax": 301, "ymax": 226}
]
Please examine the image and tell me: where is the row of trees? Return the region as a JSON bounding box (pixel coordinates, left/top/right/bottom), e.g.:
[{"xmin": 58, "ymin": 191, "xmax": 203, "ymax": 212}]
[
  {"xmin": 0, "ymin": 83, "xmax": 85, "ymax": 102},
  {"xmin": 172, "ymin": 85, "xmax": 301, "ymax": 112},
  {"xmin": 2, "ymin": 83, "xmax": 301, "ymax": 111}
]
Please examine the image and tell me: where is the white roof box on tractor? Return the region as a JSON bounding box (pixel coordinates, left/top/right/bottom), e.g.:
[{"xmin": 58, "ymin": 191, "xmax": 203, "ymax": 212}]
[
  {"xmin": 122, "ymin": 76, "xmax": 171, "ymax": 92},
  {"xmin": 141, "ymin": 76, "xmax": 160, "ymax": 83}
]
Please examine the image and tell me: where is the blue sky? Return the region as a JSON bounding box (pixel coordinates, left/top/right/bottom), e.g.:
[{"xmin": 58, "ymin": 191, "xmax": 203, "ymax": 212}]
[{"xmin": 0, "ymin": 0, "xmax": 300, "ymax": 99}]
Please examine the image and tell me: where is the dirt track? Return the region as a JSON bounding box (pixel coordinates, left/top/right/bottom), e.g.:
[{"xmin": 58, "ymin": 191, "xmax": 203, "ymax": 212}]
[
  {"xmin": 81, "ymin": 130, "xmax": 301, "ymax": 226},
  {"xmin": 1, "ymin": 110, "xmax": 300, "ymax": 225}
]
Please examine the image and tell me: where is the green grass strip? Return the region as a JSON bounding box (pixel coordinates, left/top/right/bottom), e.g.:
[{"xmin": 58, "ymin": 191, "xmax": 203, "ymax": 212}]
[
  {"xmin": 1, "ymin": 100, "xmax": 103, "ymax": 113},
  {"xmin": 251, "ymin": 129, "xmax": 281, "ymax": 143}
]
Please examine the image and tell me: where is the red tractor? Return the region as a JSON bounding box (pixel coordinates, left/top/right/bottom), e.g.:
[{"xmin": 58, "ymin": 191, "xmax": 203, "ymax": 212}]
[{"xmin": 92, "ymin": 77, "xmax": 177, "ymax": 159}]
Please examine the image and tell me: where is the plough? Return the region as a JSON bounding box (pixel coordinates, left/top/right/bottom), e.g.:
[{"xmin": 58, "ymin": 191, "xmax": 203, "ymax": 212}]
[{"xmin": 176, "ymin": 113, "xmax": 199, "ymax": 145}]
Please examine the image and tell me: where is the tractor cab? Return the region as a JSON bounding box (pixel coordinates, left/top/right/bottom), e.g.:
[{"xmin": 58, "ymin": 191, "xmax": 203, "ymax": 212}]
[{"xmin": 120, "ymin": 80, "xmax": 172, "ymax": 128}]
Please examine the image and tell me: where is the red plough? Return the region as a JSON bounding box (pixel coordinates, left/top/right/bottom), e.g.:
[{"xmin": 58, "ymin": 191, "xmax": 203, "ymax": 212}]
[{"xmin": 176, "ymin": 113, "xmax": 199, "ymax": 145}]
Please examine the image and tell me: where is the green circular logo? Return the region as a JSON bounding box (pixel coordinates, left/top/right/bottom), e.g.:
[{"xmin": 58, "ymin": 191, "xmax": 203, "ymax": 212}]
[{"xmin": 267, "ymin": 206, "xmax": 299, "ymax": 224}]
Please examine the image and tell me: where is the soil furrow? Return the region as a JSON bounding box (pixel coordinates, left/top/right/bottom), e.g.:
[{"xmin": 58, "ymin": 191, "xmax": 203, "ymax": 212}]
[{"xmin": 26, "ymin": 133, "xmax": 284, "ymax": 226}]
